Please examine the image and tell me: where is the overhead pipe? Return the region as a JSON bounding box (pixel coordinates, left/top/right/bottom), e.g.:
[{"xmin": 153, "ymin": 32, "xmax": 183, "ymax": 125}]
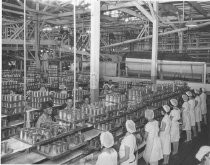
[{"xmin": 101, "ymin": 21, "xmax": 210, "ymax": 49}]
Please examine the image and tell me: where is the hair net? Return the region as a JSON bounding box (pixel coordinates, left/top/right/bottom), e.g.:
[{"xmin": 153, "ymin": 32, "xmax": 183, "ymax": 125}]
[
  {"xmin": 49, "ymin": 91, "xmax": 55, "ymax": 95},
  {"xmin": 195, "ymin": 146, "xmax": 210, "ymax": 161},
  {"xmin": 162, "ymin": 105, "xmax": 170, "ymax": 113},
  {"xmin": 59, "ymin": 84, "xmax": 66, "ymax": 90},
  {"xmin": 194, "ymin": 89, "xmax": 199, "ymax": 94},
  {"xmin": 126, "ymin": 120, "xmax": 136, "ymax": 133},
  {"xmin": 100, "ymin": 131, "xmax": 114, "ymax": 148},
  {"xmin": 170, "ymin": 99, "xmax": 178, "ymax": 107},
  {"xmin": 186, "ymin": 91, "xmax": 192, "ymax": 97},
  {"xmin": 182, "ymin": 94, "xmax": 188, "ymax": 101},
  {"xmin": 145, "ymin": 109, "xmax": 154, "ymax": 120},
  {"xmin": 201, "ymin": 88, "xmax": 206, "ymax": 92}
]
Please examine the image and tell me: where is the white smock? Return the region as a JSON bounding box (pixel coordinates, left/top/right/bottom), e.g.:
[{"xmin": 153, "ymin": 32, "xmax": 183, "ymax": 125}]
[
  {"xmin": 143, "ymin": 120, "xmax": 163, "ymax": 163},
  {"xmin": 96, "ymin": 148, "xmax": 118, "ymax": 165},
  {"xmin": 170, "ymin": 108, "xmax": 181, "ymax": 142},
  {"xmin": 188, "ymin": 99, "xmax": 196, "ymax": 126},
  {"xmin": 200, "ymin": 92, "xmax": 207, "ymax": 115},
  {"xmin": 160, "ymin": 114, "xmax": 171, "ymax": 155},
  {"xmin": 119, "ymin": 134, "xmax": 137, "ymax": 165},
  {"xmin": 182, "ymin": 101, "xmax": 191, "ymax": 131},
  {"xmin": 195, "ymin": 96, "xmax": 202, "ymax": 122}
]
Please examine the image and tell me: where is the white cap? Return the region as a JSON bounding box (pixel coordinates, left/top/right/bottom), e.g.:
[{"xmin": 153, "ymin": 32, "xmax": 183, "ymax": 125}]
[
  {"xmin": 201, "ymin": 88, "xmax": 206, "ymax": 92},
  {"xmin": 126, "ymin": 120, "xmax": 136, "ymax": 133},
  {"xmin": 195, "ymin": 146, "xmax": 210, "ymax": 161},
  {"xmin": 59, "ymin": 84, "xmax": 66, "ymax": 90},
  {"xmin": 194, "ymin": 89, "xmax": 199, "ymax": 94},
  {"xmin": 145, "ymin": 109, "xmax": 154, "ymax": 120},
  {"xmin": 49, "ymin": 91, "xmax": 55, "ymax": 95},
  {"xmin": 186, "ymin": 91, "xmax": 192, "ymax": 97},
  {"xmin": 170, "ymin": 99, "xmax": 178, "ymax": 107},
  {"xmin": 100, "ymin": 131, "xmax": 114, "ymax": 148},
  {"xmin": 182, "ymin": 94, "xmax": 188, "ymax": 101},
  {"xmin": 162, "ymin": 105, "xmax": 170, "ymax": 113}
]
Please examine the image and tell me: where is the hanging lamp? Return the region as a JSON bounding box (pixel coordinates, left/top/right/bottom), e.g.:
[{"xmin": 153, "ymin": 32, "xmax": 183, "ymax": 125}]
[
  {"xmin": 185, "ymin": 5, "xmax": 198, "ymax": 28},
  {"xmin": 186, "ymin": 18, "xmax": 198, "ymax": 27}
]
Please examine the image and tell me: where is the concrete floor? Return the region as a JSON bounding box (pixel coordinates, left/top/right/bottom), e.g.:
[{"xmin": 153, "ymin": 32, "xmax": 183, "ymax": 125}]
[{"xmin": 138, "ymin": 95, "xmax": 210, "ymax": 165}]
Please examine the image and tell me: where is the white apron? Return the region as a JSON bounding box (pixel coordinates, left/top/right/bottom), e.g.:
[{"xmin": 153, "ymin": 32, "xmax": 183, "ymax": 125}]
[
  {"xmin": 188, "ymin": 99, "xmax": 196, "ymax": 126},
  {"xmin": 200, "ymin": 93, "xmax": 207, "ymax": 115},
  {"xmin": 170, "ymin": 108, "xmax": 181, "ymax": 142},
  {"xmin": 160, "ymin": 115, "xmax": 171, "ymax": 155},
  {"xmin": 119, "ymin": 134, "xmax": 137, "ymax": 165},
  {"xmin": 195, "ymin": 96, "xmax": 202, "ymax": 122},
  {"xmin": 143, "ymin": 120, "xmax": 163, "ymax": 163},
  {"xmin": 182, "ymin": 102, "xmax": 191, "ymax": 131},
  {"xmin": 96, "ymin": 148, "xmax": 118, "ymax": 165}
]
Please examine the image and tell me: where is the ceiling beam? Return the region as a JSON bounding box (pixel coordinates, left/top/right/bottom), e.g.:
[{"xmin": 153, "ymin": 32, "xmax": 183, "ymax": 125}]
[
  {"xmin": 119, "ymin": 8, "xmax": 145, "ymax": 21},
  {"xmin": 187, "ymin": 1, "xmax": 208, "ymax": 18},
  {"xmin": 134, "ymin": 1, "xmax": 154, "ymax": 22},
  {"xmin": 101, "ymin": 21, "xmax": 210, "ymax": 48},
  {"xmin": 101, "ymin": 1, "xmax": 139, "ymax": 11},
  {"xmin": 3, "ymin": 2, "xmax": 56, "ymax": 16},
  {"xmin": 2, "ymin": 8, "xmax": 32, "ymax": 16}
]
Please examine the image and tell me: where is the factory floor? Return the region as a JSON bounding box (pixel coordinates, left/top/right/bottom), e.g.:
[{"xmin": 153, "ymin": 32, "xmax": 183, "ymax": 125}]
[{"xmin": 138, "ymin": 95, "xmax": 210, "ymax": 165}]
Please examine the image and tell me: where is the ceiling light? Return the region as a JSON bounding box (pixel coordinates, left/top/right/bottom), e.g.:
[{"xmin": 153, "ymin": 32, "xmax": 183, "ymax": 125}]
[{"xmin": 186, "ymin": 19, "xmax": 198, "ymax": 28}]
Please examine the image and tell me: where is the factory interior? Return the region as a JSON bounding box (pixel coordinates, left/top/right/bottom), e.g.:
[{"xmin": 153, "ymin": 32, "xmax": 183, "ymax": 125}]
[{"xmin": 1, "ymin": 0, "xmax": 210, "ymax": 165}]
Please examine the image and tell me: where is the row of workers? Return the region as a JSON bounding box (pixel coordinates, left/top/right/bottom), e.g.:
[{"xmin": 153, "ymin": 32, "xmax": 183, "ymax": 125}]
[{"xmin": 95, "ymin": 87, "xmax": 208, "ymax": 165}]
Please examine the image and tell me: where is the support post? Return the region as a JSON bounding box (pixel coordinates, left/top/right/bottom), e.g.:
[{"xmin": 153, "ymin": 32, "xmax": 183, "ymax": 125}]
[
  {"xmin": 151, "ymin": 1, "xmax": 158, "ymax": 89},
  {"xmin": 204, "ymin": 63, "xmax": 207, "ymax": 84},
  {"xmin": 90, "ymin": 0, "xmax": 100, "ymax": 103},
  {"xmin": 178, "ymin": 31, "xmax": 183, "ymax": 53},
  {"xmin": 35, "ymin": 2, "xmax": 41, "ymax": 69}
]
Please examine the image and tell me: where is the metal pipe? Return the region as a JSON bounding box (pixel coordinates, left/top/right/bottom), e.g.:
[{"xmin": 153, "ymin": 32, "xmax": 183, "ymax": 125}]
[
  {"xmin": 101, "ymin": 22, "xmax": 210, "ymax": 49},
  {"xmin": 73, "ymin": 0, "xmax": 76, "ymax": 110},
  {"xmin": 24, "ymin": 0, "xmax": 27, "ymax": 127}
]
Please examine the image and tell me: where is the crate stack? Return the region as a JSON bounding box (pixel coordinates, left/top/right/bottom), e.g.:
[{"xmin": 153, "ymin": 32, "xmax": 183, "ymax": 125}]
[
  {"xmin": 73, "ymin": 89, "xmax": 90, "ymax": 102},
  {"xmin": 2, "ymin": 81, "xmax": 19, "ymax": 94},
  {"xmin": 48, "ymin": 65, "xmax": 59, "ymax": 88},
  {"xmin": 30, "ymin": 91, "xmax": 51, "ymax": 109},
  {"xmin": 53, "ymin": 92, "xmax": 68, "ymax": 105},
  {"xmin": 1, "ymin": 94, "xmax": 25, "ymax": 140},
  {"xmin": 2, "ymin": 70, "xmax": 23, "ymax": 82}
]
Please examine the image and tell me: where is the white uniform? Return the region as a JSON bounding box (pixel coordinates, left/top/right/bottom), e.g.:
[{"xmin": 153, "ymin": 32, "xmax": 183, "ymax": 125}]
[
  {"xmin": 143, "ymin": 120, "xmax": 163, "ymax": 163},
  {"xmin": 96, "ymin": 148, "xmax": 118, "ymax": 165},
  {"xmin": 195, "ymin": 96, "xmax": 202, "ymax": 122},
  {"xmin": 170, "ymin": 108, "xmax": 181, "ymax": 142},
  {"xmin": 188, "ymin": 99, "xmax": 196, "ymax": 126},
  {"xmin": 182, "ymin": 101, "xmax": 191, "ymax": 131},
  {"xmin": 160, "ymin": 115, "xmax": 171, "ymax": 155},
  {"xmin": 119, "ymin": 134, "xmax": 137, "ymax": 165},
  {"xmin": 200, "ymin": 93, "xmax": 207, "ymax": 115}
]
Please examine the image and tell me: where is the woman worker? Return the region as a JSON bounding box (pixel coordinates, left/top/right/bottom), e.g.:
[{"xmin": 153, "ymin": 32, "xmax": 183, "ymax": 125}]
[
  {"xmin": 119, "ymin": 120, "xmax": 137, "ymax": 165},
  {"xmin": 169, "ymin": 99, "xmax": 181, "ymax": 156},
  {"xmin": 181, "ymin": 94, "xmax": 192, "ymax": 142},
  {"xmin": 96, "ymin": 131, "xmax": 118, "ymax": 165},
  {"xmin": 143, "ymin": 109, "xmax": 163, "ymax": 165},
  {"xmin": 83, "ymin": 95, "xmax": 90, "ymax": 107},
  {"xmin": 200, "ymin": 88, "xmax": 207, "ymax": 125},
  {"xmin": 194, "ymin": 89, "xmax": 202, "ymax": 133},
  {"xmin": 59, "ymin": 84, "xmax": 68, "ymax": 95},
  {"xmin": 160, "ymin": 105, "xmax": 171, "ymax": 165},
  {"xmin": 195, "ymin": 146, "xmax": 210, "ymax": 165},
  {"xmin": 186, "ymin": 91, "xmax": 197, "ymax": 137},
  {"xmin": 103, "ymin": 80, "xmax": 114, "ymax": 94},
  {"xmin": 36, "ymin": 101, "xmax": 54, "ymax": 128}
]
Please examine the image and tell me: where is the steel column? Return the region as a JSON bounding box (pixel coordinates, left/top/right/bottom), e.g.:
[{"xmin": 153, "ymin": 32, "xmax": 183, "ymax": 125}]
[
  {"xmin": 151, "ymin": 1, "xmax": 158, "ymax": 88},
  {"xmin": 90, "ymin": 0, "xmax": 100, "ymax": 103}
]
